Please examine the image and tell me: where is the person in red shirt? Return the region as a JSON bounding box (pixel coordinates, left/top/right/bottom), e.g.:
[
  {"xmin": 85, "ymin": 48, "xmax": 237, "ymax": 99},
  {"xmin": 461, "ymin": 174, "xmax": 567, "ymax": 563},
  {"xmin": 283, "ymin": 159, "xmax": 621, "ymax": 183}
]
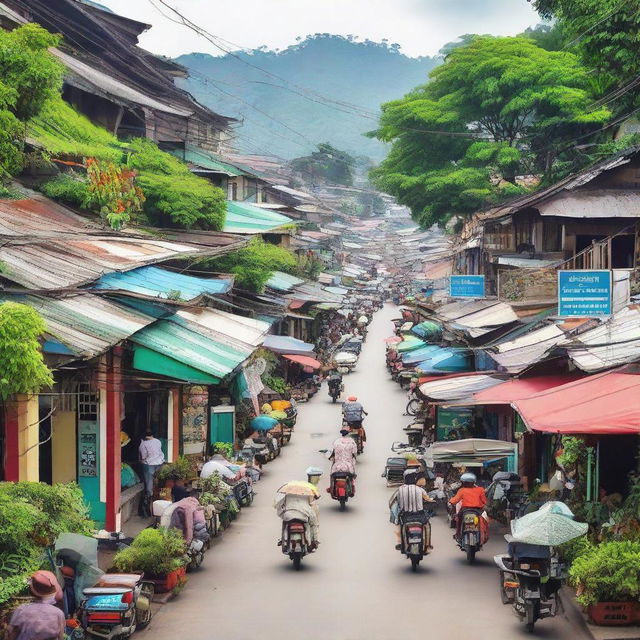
[{"xmin": 449, "ymin": 472, "xmax": 488, "ymax": 541}]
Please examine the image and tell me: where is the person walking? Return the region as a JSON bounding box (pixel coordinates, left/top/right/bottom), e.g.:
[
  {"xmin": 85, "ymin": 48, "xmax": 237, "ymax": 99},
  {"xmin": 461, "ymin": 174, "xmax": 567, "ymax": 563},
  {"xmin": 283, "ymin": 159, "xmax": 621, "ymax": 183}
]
[
  {"xmin": 139, "ymin": 430, "xmax": 165, "ymax": 497},
  {"xmin": 7, "ymin": 570, "xmax": 65, "ymax": 640}
]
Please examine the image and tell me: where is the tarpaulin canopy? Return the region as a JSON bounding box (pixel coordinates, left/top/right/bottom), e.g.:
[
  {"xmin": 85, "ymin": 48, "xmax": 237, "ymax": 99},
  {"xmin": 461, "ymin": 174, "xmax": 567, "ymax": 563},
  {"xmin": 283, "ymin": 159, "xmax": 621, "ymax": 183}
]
[
  {"xmin": 402, "ymin": 344, "xmax": 442, "ymax": 364},
  {"xmin": 283, "ymin": 354, "xmax": 322, "ymax": 369},
  {"xmin": 513, "ymin": 370, "xmax": 640, "ymax": 434},
  {"xmin": 419, "ymin": 373, "xmax": 509, "ymax": 401},
  {"xmin": 263, "ymin": 335, "xmax": 315, "ymax": 356},
  {"xmin": 415, "ymin": 349, "xmax": 472, "ymax": 374},
  {"xmin": 411, "ymin": 321, "xmax": 442, "ymax": 341},
  {"xmin": 397, "ymin": 336, "xmax": 427, "ymax": 353},
  {"xmin": 428, "ymin": 438, "xmax": 517, "ymax": 464}
]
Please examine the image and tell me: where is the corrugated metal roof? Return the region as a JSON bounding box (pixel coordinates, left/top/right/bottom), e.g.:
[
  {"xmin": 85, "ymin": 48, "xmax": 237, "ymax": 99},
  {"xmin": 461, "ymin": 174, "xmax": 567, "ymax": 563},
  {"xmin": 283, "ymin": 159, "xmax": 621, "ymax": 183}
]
[
  {"xmin": 223, "ymin": 201, "xmax": 293, "ymax": 234},
  {"xmin": 266, "ymin": 271, "xmax": 305, "ymax": 292},
  {"xmin": 176, "ymin": 145, "xmax": 246, "ymax": 177},
  {"xmin": 563, "ymin": 306, "xmax": 640, "ymax": 372},
  {"xmin": 441, "ymin": 301, "xmax": 519, "ymax": 329},
  {"xmin": 496, "ymin": 256, "xmax": 560, "ymax": 268},
  {"xmin": 537, "ymin": 190, "xmax": 640, "ymax": 218},
  {"xmin": 419, "ymin": 373, "xmax": 509, "ymax": 400},
  {"xmin": 0, "ymin": 293, "xmax": 154, "ymax": 359},
  {"xmin": 0, "ymin": 237, "xmax": 204, "ymax": 289},
  {"xmin": 287, "ymin": 282, "xmax": 343, "ymax": 304},
  {"xmin": 93, "ymin": 265, "xmax": 231, "ymax": 300}
]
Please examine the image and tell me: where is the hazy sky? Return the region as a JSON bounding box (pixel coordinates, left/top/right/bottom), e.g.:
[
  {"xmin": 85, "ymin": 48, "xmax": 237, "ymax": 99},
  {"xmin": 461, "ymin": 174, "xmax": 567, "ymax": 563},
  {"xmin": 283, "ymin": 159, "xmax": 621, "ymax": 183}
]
[{"xmin": 99, "ymin": 0, "xmax": 540, "ymax": 58}]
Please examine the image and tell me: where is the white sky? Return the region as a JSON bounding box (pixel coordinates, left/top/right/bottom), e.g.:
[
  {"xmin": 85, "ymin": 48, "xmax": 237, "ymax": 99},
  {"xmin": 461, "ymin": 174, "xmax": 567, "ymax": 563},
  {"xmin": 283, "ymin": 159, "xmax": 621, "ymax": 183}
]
[{"xmin": 99, "ymin": 0, "xmax": 540, "ymax": 58}]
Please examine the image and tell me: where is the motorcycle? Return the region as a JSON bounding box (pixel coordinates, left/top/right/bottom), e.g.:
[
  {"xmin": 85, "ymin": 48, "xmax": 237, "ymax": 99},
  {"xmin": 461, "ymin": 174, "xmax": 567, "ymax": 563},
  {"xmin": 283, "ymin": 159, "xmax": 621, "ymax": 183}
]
[
  {"xmin": 494, "ymin": 543, "xmax": 564, "ymax": 632},
  {"xmin": 485, "ymin": 471, "xmax": 529, "ymax": 524},
  {"xmin": 454, "ymin": 507, "xmax": 486, "ymax": 564},
  {"xmin": 156, "ymin": 500, "xmax": 208, "ymax": 571},
  {"xmin": 343, "ymin": 420, "xmax": 365, "ymax": 454},
  {"xmin": 328, "ymin": 381, "xmax": 343, "ymax": 403},
  {"xmin": 399, "ymin": 511, "xmax": 433, "ymax": 572},
  {"xmin": 280, "ymin": 519, "xmax": 309, "ymax": 570},
  {"xmin": 329, "ymin": 472, "xmax": 355, "ymax": 510}
]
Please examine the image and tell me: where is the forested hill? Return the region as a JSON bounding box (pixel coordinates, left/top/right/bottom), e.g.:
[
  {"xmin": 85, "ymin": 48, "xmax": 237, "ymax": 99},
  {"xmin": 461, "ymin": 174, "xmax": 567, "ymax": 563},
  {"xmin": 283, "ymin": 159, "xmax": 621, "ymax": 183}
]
[{"xmin": 176, "ymin": 35, "xmax": 439, "ymax": 161}]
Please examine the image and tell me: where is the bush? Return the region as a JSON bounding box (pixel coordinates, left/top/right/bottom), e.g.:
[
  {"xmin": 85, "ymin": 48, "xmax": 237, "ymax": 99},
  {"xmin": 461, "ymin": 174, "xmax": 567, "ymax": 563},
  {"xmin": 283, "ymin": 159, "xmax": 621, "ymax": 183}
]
[
  {"xmin": 39, "ymin": 174, "xmax": 91, "ymax": 209},
  {"xmin": 211, "ymin": 442, "xmax": 234, "ymax": 458},
  {"xmin": 128, "ymin": 139, "xmax": 226, "ymax": 229},
  {"xmin": 113, "ymin": 528, "xmax": 186, "ymax": 576},
  {"xmin": 558, "ymin": 535, "xmax": 593, "ymax": 565},
  {"xmin": 156, "ymin": 456, "xmax": 192, "ymax": 484},
  {"xmin": 569, "ymin": 540, "xmax": 640, "ymax": 606}
]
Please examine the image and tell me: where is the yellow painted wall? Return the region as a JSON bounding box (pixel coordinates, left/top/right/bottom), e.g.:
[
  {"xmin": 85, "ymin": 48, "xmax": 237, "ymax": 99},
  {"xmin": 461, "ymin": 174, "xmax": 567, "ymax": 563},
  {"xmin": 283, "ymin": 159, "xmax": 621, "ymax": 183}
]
[
  {"xmin": 52, "ymin": 411, "xmax": 77, "ymax": 484},
  {"xmin": 18, "ymin": 394, "xmax": 39, "ymax": 482}
]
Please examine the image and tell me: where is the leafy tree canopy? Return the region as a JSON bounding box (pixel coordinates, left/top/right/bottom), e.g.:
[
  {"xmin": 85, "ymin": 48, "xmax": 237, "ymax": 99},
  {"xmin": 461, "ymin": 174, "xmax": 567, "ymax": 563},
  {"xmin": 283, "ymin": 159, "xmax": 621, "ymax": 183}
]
[
  {"xmin": 290, "ymin": 142, "xmax": 356, "ymax": 186},
  {"xmin": 533, "ymin": 0, "xmax": 640, "ymax": 103},
  {"xmin": 370, "ymin": 36, "xmax": 610, "ymax": 226},
  {"xmin": 0, "ymin": 302, "xmax": 53, "ymax": 400}
]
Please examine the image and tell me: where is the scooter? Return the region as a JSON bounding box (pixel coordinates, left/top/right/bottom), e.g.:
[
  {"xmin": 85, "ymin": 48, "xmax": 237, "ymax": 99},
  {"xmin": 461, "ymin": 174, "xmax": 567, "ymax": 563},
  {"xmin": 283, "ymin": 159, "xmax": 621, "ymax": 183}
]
[
  {"xmin": 155, "ymin": 500, "xmax": 208, "ymax": 571},
  {"xmin": 398, "ymin": 512, "xmax": 433, "ymax": 572},
  {"xmin": 494, "ymin": 543, "xmax": 564, "ymax": 632},
  {"xmin": 454, "ymin": 507, "xmax": 486, "ymax": 564},
  {"xmin": 280, "ymin": 519, "xmax": 309, "ymax": 570},
  {"xmin": 329, "ymin": 472, "xmax": 355, "ymax": 510},
  {"xmin": 328, "ymin": 381, "xmax": 343, "ymax": 403}
]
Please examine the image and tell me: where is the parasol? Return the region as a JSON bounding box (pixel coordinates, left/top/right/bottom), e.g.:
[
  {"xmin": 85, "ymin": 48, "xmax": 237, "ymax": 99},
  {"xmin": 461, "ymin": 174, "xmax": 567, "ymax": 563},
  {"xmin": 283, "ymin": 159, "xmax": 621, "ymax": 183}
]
[
  {"xmin": 251, "ymin": 415, "xmax": 279, "ymax": 431},
  {"xmin": 508, "ymin": 501, "xmax": 588, "ymax": 546},
  {"xmin": 277, "ymin": 481, "xmax": 319, "ymax": 497}
]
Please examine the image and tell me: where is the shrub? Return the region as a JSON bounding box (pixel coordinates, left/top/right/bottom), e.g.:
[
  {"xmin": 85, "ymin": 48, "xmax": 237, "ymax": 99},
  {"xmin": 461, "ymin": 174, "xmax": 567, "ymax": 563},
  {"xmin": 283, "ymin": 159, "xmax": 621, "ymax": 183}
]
[
  {"xmin": 39, "ymin": 174, "xmax": 91, "ymax": 209},
  {"xmin": 211, "ymin": 442, "xmax": 234, "ymax": 458},
  {"xmin": 558, "ymin": 535, "xmax": 593, "ymax": 565},
  {"xmin": 569, "ymin": 540, "xmax": 640, "ymax": 606},
  {"xmin": 113, "ymin": 528, "xmax": 186, "ymax": 576},
  {"xmin": 156, "ymin": 456, "xmax": 192, "ymax": 484},
  {"xmin": 128, "ymin": 139, "xmax": 226, "ymax": 229}
]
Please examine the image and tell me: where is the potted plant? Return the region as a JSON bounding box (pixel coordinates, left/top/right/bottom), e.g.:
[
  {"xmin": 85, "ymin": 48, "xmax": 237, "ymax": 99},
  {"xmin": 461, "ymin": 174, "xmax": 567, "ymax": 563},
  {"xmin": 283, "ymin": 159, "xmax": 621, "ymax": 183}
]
[
  {"xmin": 156, "ymin": 456, "xmax": 192, "ymax": 490},
  {"xmin": 113, "ymin": 528, "xmax": 187, "ymax": 593},
  {"xmin": 569, "ymin": 540, "xmax": 640, "ymax": 626},
  {"xmin": 198, "ymin": 474, "xmax": 239, "ymax": 530}
]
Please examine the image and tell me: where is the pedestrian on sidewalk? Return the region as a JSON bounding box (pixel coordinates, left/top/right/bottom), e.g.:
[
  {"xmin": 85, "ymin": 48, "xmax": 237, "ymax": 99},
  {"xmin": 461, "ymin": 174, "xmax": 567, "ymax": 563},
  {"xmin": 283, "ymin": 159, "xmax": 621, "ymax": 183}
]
[{"xmin": 139, "ymin": 429, "xmax": 165, "ymax": 497}]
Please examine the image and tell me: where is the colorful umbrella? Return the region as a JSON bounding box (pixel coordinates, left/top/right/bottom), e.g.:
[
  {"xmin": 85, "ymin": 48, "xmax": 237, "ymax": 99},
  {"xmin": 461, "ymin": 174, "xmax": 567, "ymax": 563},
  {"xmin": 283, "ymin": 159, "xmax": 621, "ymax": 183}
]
[
  {"xmin": 251, "ymin": 415, "xmax": 279, "ymax": 431},
  {"xmin": 277, "ymin": 481, "xmax": 319, "ymax": 497}
]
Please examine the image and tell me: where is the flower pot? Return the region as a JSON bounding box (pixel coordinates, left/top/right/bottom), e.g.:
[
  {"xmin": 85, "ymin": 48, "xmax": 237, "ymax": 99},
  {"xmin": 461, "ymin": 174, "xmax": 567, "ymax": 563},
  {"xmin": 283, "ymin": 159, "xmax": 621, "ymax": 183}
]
[
  {"xmin": 588, "ymin": 602, "xmax": 639, "ymax": 626},
  {"xmin": 147, "ymin": 566, "xmax": 187, "ymax": 594}
]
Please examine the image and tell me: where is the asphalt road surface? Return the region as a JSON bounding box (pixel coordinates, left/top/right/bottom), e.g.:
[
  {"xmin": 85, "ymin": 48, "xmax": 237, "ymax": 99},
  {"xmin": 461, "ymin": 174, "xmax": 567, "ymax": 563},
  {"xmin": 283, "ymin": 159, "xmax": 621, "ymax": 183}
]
[{"xmin": 143, "ymin": 304, "xmax": 583, "ymax": 640}]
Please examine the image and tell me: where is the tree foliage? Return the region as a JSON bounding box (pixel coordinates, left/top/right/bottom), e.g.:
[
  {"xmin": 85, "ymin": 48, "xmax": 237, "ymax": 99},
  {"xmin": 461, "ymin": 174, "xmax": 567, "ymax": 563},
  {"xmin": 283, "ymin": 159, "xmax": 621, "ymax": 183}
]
[
  {"xmin": 290, "ymin": 142, "xmax": 356, "ymax": 186},
  {"xmin": 0, "ymin": 302, "xmax": 53, "ymax": 400},
  {"xmin": 128, "ymin": 139, "xmax": 227, "ymax": 229},
  {"xmin": 370, "ymin": 36, "xmax": 610, "ymax": 226},
  {"xmin": 205, "ymin": 237, "xmax": 298, "ymax": 291},
  {"xmin": 0, "ymin": 24, "xmax": 64, "ymax": 178}
]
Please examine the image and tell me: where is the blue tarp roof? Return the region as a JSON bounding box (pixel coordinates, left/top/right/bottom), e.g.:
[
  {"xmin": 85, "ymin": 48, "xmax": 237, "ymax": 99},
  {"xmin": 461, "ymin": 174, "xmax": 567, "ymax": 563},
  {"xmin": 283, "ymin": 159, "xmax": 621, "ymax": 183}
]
[
  {"xmin": 263, "ymin": 334, "xmax": 315, "ymax": 356},
  {"xmin": 93, "ymin": 266, "xmax": 232, "ymax": 301},
  {"xmin": 266, "ymin": 271, "xmax": 305, "ymax": 292},
  {"xmin": 415, "ymin": 349, "xmax": 472, "ymax": 374},
  {"xmin": 402, "ymin": 345, "xmax": 443, "ymax": 364}
]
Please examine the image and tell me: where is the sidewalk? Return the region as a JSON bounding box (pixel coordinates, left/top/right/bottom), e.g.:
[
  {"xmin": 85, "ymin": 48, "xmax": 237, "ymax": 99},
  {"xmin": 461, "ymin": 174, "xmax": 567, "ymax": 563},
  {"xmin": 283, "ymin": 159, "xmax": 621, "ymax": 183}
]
[{"xmin": 560, "ymin": 587, "xmax": 640, "ymax": 640}]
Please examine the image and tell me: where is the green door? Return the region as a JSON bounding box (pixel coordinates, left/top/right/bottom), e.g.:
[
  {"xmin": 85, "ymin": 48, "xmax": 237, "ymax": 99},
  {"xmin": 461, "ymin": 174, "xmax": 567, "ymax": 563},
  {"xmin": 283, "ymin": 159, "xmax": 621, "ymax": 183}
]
[{"xmin": 209, "ymin": 407, "xmax": 235, "ymax": 445}]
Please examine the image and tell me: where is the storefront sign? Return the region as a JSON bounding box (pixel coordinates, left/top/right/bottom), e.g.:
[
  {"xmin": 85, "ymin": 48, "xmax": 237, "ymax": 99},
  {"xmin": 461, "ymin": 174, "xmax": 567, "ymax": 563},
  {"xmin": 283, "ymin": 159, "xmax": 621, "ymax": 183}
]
[
  {"xmin": 450, "ymin": 275, "xmax": 485, "ymax": 298},
  {"xmin": 558, "ymin": 270, "xmax": 611, "ymax": 317}
]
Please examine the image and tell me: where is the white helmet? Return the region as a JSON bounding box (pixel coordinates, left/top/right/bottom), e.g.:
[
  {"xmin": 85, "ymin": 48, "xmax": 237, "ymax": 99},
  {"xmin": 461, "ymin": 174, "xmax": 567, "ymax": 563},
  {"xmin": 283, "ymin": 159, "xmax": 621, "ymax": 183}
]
[{"xmin": 460, "ymin": 472, "xmax": 477, "ymax": 484}]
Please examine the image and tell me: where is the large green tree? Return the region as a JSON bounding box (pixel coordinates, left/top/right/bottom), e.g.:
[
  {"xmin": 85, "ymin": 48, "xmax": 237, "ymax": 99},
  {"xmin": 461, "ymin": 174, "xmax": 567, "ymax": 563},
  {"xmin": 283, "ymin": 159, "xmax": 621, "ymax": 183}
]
[
  {"xmin": 290, "ymin": 143, "xmax": 356, "ymax": 186},
  {"xmin": 370, "ymin": 36, "xmax": 609, "ymax": 227},
  {"xmin": 533, "ymin": 0, "xmax": 640, "ymax": 103}
]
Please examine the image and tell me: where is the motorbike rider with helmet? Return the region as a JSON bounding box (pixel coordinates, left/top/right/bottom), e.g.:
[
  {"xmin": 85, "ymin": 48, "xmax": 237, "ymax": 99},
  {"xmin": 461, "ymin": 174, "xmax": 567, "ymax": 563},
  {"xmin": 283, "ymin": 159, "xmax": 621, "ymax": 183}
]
[
  {"xmin": 342, "ymin": 395, "xmax": 368, "ymax": 444},
  {"xmin": 327, "ymin": 370, "xmax": 343, "ymax": 398},
  {"xmin": 389, "ymin": 468, "xmax": 435, "ymax": 551},
  {"xmin": 449, "ymin": 472, "xmax": 488, "ymax": 538}
]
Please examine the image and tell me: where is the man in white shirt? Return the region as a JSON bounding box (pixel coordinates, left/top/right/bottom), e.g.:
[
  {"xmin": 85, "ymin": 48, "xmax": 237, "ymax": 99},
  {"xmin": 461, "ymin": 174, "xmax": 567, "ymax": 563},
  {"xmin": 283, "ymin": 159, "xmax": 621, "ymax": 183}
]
[{"xmin": 139, "ymin": 430, "xmax": 165, "ymax": 496}]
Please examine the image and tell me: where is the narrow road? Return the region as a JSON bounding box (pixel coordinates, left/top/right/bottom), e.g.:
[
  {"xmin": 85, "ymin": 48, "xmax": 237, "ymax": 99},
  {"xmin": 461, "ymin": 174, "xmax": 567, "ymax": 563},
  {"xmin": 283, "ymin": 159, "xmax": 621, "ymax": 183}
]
[{"xmin": 144, "ymin": 305, "xmax": 581, "ymax": 639}]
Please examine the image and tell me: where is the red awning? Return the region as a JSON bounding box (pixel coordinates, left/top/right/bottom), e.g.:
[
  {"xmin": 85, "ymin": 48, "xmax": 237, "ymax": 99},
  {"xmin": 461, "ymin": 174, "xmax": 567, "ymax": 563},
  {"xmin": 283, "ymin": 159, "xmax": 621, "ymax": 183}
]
[
  {"xmin": 469, "ymin": 375, "xmax": 582, "ymax": 405},
  {"xmin": 513, "ymin": 370, "xmax": 640, "ymax": 434},
  {"xmin": 283, "ymin": 354, "xmax": 322, "ymax": 370}
]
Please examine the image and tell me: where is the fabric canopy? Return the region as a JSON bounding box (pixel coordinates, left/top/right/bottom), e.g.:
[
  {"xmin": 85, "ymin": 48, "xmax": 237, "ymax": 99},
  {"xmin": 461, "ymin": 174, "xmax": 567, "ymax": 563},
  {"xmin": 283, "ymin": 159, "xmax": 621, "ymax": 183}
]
[
  {"xmin": 263, "ymin": 335, "xmax": 315, "ymax": 356},
  {"xmin": 396, "ymin": 336, "xmax": 426, "ymax": 353},
  {"xmin": 411, "ymin": 321, "xmax": 442, "ymax": 341},
  {"xmin": 402, "ymin": 344, "xmax": 442, "ymax": 364},
  {"xmin": 283, "ymin": 354, "xmax": 322, "ymax": 369},
  {"xmin": 415, "ymin": 349, "xmax": 472, "ymax": 374},
  {"xmin": 419, "ymin": 373, "xmax": 508, "ymax": 401},
  {"xmin": 514, "ymin": 370, "xmax": 640, "ymax": 434}
]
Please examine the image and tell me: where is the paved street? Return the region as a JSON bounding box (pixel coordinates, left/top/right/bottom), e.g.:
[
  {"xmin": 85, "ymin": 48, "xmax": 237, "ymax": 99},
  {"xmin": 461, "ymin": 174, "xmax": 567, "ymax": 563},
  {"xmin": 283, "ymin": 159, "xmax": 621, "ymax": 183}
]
[{"xmin": 144, "ymin": 305, "xmax": 581, "ymax": 640}]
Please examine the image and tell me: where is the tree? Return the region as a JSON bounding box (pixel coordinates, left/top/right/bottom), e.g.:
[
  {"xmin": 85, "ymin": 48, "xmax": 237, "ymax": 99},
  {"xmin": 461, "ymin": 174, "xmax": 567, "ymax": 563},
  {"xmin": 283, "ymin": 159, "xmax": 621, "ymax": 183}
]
[
  {"xmin": 204, "ymin": 237, "xmax": 298, "ymax": 292},
  {"xmin": 0, "ymin": 24, "xmax": 64, "ymax": 178},
  {"xmin": 370, "ymin": 36, "xmax": 610, "ymax": 226},
  {"xmin": 0, "ymin": 302, "xmax": 53, "ymax": 400},
  {"xmin": 532, "ymin": 0, "xmax": 640, "ymax": 103},
  {"xmin": 290, "ymin": 143, "xmax": 356, "ymax": 186}
]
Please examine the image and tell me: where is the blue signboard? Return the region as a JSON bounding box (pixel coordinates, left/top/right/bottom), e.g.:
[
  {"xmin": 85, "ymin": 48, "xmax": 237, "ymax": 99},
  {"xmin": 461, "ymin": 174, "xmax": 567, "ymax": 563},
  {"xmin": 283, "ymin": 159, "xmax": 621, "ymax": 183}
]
[
  {"xmin": 558, "ymin": 270, "xmax": 611, "ymax": 317},
  {"xmin": 450, "ymin": 275, "xmax": 485, "ymax": 298}
]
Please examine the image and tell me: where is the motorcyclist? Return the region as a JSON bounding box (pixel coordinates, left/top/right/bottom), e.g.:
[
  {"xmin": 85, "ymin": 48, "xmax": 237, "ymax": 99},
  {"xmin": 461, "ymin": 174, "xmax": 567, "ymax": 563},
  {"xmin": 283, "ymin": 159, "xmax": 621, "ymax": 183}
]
[
  {"xmin": 449, "ymin": 472, "xmax": 488, "ymax": 539},
  {"xmin": 342, "ymin": 395, "xmax": 367, "ymax": 446},
  {"xmin": 327, "ymin": 427, "xmax": 358, "ymax": 495},
  {"xmin": 327, "ymin": 370, "xmax": 343, "ymax": 396},
  {"xmin": 389, "ymin": 468, "xmax": 435, "ymax": 551},
  {"xmin": 275, "ymin": 487, "xmax": 320, "ymax": 550}
]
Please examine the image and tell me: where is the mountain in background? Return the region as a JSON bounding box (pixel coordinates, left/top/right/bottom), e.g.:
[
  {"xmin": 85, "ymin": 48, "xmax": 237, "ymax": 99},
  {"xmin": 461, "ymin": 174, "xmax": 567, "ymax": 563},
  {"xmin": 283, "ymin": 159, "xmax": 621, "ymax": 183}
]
[{"xmin": 176, "ymin": 34, "xmax": 439, "ymax": 161}]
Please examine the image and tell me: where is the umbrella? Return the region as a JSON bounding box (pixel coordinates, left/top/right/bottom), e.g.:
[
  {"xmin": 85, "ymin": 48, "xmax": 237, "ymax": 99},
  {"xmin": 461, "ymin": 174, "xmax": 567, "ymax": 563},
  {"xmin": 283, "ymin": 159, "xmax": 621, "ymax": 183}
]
[
  {"xmin": 201, "ymin": 460, "xmax": 236, "ymax": 480},
  {"xmin": 251, "ymin": 415, "xmax": 279, "ymax": 431},
  {"xmin": 277, "ymin": 481, "xmax": 319, "ymax": 497},
  {"xmin": 508, "ymin": 501, "xmax": 588, "ymax": 546}
]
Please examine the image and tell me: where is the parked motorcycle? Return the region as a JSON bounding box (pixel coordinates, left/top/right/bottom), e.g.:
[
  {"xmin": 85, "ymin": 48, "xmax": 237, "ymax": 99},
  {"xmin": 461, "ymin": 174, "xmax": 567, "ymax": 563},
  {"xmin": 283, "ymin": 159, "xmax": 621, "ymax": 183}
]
[
  {"xmin": 495, "ymin": 543, "xmax": 564, "ymax": 632},
  {"xmin": 280, "ymin": 519, "xmax": 309, "ymax": 570},
  {"xmin": 329, "ymin": 472, "xmax": 355, "ymax": 510},
  {"xmin": 485, "ymin": 471, "xmax": 529, "ymax": 524},
  {"xmin": 454, "ymin": 507, "xmax": 486, "ymax": 564},
  {"xmin": 156, "ymin": 499, "xmax": 208, "ymax": 571},
  {"xmin": 398, "ymin": 511, "xmax": 433, "ymax": 572}
]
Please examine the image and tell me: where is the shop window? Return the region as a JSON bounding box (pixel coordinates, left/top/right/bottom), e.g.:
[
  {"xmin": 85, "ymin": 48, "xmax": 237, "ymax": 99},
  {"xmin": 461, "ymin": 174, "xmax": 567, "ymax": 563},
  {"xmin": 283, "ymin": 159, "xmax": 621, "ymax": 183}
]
[{"xmin": 78, "ymin": 384, "xmax": 98, "ymax": 421}]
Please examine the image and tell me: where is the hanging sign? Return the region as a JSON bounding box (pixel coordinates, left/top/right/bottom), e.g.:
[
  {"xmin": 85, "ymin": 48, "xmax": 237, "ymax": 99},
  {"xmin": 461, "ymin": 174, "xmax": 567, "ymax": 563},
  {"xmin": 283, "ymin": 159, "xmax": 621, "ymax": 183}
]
[
  {"xmin": 450, "ymin": 274, "xmax": 485, "ymax": 298},
  {"xmin": 558, "ymin": 270, "xmax": 611, "ymax": 317}
]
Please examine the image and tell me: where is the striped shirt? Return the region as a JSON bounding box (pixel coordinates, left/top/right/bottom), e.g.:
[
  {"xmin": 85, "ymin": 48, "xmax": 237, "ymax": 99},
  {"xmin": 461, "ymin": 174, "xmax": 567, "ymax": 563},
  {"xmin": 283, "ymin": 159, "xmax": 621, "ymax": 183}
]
[{"xmin": 396, "ymin": 484, "xmax": 429, "ymax": 513}]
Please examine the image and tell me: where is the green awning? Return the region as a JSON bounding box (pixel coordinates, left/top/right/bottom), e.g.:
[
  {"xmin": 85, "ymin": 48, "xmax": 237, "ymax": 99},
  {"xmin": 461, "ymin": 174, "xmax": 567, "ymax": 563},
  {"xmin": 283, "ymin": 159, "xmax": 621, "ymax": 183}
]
[
  {"xmin": 177, "ymin": 146, "xmax": 247, "ymax": 177},
  {"xmin": 223, "ymin": 201, "xmax": 293, "ymax": 234},
  {"xmin": 130, "ymin": 319, "xmax": 249, "ymax": 383}
]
